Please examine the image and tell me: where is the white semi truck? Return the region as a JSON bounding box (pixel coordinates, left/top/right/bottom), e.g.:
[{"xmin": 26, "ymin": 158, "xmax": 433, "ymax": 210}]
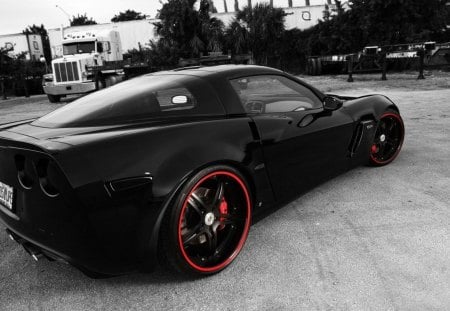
[{"xmin": 42, "ymin": 30, "xmax": 124, "ymax": 102}]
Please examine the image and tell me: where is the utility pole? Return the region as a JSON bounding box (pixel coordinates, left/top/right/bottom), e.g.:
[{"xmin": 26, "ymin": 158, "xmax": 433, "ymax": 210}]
[
  {"xmin": 55, "ymin": 5, "xmax": 72, "ymax": 25},
  {"xmin": 248, "ymin": 0, "xmax": 252, "ymax": 9},
  {"xmin": 223, "ymin": 0, "xmax": 228, "ymax": 12},
  {"xmin": 270, "ymin": 0, "xmax": 273, "ymax": 7},
  {"xmin": 288, "ymin": 0, "xmax": 293, "ymax": 7}
]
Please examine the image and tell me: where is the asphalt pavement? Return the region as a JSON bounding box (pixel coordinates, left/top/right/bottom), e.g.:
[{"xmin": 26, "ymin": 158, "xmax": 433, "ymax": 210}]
[{"xmin": 0, "ymin": 82, "xmax": 449, "ymax": 310}]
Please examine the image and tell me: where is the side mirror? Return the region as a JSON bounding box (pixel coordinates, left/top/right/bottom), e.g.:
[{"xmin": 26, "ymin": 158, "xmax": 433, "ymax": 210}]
[{"xmin": 323, "ymin": 96, "xmax": 343, "ymax": 111}]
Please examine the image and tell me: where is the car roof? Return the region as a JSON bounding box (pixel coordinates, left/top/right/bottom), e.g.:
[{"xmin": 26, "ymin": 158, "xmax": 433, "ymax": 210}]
[{"xmin": 150, "ymin": 65, "xmax": 284, "ymax": 80}]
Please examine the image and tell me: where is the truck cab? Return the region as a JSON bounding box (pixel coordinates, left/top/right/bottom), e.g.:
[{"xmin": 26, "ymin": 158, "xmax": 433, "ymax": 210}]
[{"xmin": 43, "ymin": 30, "xmax": 123, "ymax": 103}]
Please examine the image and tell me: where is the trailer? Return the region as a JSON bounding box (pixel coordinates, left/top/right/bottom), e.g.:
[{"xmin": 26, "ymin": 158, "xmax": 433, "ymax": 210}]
[{"xmin": 306, "ymin": 41, "xmax": 450, "ymax": 76}]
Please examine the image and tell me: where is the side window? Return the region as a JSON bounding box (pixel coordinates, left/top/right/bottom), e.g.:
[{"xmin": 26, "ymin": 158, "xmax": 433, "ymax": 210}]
[
  {"xmin": 155, "ymin": 87, "xmax": 196, "ymax": 112},
  {"xmin": 230, "ymin": 75, "xmax": 323, "ymax": 114},
  {"xmin": 96, "ymin": 42, "xmax": 103, "ymax": 53}
]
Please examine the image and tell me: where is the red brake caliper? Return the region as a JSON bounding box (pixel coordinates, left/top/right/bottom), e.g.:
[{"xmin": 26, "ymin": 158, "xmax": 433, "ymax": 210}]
[
  {"xmin": 371, "ymin": 144, "xmax": 378, "ymax": 154},
  {"xmin": 218, "ymin": 197, "xmax": 228, "ymax": 230}
]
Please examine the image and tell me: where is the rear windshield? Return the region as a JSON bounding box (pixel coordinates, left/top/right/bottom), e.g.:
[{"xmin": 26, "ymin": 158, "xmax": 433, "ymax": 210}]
[{"xmin": 34, "ymin": 74, "xmax": 223, "ymax": 127}]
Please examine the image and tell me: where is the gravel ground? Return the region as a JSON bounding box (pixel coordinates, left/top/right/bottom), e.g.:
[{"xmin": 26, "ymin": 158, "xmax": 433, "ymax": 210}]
[{"xmin": 0, "ymin": 72, "xmax": 449, "ymax": 310}]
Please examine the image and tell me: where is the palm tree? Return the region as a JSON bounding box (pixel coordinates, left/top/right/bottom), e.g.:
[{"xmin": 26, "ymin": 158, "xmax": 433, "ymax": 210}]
[{"xmin": 232, "ymin": 3, "xmax": 287, "ymax": 65}]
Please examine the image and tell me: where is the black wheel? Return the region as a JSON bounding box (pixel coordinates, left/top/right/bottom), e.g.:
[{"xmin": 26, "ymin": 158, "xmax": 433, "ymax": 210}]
[
  {"xmin": 95, "ymin": 74, "xmax": 106, "ymax": 90},
  {"xmin": 369, "ymin": 110, "xmax": 405, "ymax": 166},
  {"xmin": 159, "ymin": 165, "xmax": 252, "ymax": 275},
  {"xmin": 47, "ymin": 94, "xmax": 61, "ymax": 103}
]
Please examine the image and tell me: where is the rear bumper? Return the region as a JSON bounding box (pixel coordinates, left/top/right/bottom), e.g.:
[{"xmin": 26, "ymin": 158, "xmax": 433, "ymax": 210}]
[
  {"xmin": 0, "ymin": 143, "xmax": 162, "ymax": 277},
  {"xmin": 43, "ymin": 82, "xmax": 96, "ymax": 95}
]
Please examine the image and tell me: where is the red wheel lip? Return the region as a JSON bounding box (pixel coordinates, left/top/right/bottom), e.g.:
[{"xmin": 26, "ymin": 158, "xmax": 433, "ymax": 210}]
[
  {"xmin": 370, "ymin": 112, "xmax": 405, "ymax": 165},
  {"xmin": 177, "ymin": 170, "xmax": 252, "ymax": 273}
]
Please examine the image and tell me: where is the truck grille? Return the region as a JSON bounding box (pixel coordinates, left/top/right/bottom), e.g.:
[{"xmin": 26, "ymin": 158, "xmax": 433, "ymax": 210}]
[{"xmin": 53, "ymin": 62, "xmax": 80, "ymax": 83}]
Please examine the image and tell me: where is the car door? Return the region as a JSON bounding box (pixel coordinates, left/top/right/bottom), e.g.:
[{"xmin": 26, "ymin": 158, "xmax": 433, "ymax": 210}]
[{"xmin": 230, "ymin": 75, "xmax": 355, "ymax": 202}]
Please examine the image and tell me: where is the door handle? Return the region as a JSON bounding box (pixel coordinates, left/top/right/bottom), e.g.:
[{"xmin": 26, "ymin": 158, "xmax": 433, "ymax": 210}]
[{"xmin": 298, "ymin": 114, "xmax": 315, "ymax": 127}]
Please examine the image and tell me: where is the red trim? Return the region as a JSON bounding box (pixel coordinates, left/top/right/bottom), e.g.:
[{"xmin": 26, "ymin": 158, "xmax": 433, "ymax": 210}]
[
  {"xmin": 370, "ymin": 112, "xmax": 404, "ymax": 165},
  {"xmin": 177, "ymin": 170, "xmax": 251, "ymax": 273}
]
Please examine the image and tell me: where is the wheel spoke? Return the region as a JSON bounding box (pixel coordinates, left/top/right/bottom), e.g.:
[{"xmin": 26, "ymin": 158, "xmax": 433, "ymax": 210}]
[
  {"xmin": 378, "ymin": 143, "xmax": 386, "ymax": 158},
  {"xmin": 220, "ymin": 213, "xmax": 245, "ymax": 226},
  {"xmin": 189, "ymin": 192, "xmax": 208, "ymax": 214},
  {"xmin": 205, "ymin": 227, "xmax": 218, "ymax": 253},
  {"xmin": 212, "ymin": 180, "xmax": 225, "ymax": 207},
  {"xmin": 387, "ymin": 119, "xmax": 395, "ymax": 134},
  {"xmin": 183, "ymin": 223, "xmax": 203, "ymax": 246},
  {"xmin": 214, "ymin": 227, "xmax": 237, "ymax": 258}
]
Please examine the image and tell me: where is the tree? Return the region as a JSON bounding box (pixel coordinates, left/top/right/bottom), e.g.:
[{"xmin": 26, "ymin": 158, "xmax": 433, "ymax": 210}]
[
  {"xmin": 70, "ymin": 14, "xmax": 97, "ymax": 26},
  {"xmin": 152, "ymin": 0, "xmax": 225, "ymax": 65},
  {"xmin": 23, "ymin": 24, "xmax": 52, "ymax": 64},
  {"xmin": 227, "ymin": 3, "xmax": 287, "ymax": 65},
  {"xmin": 111, "ymin": 9, "xmax": 146, "ymax": 22},
  {"xmin": 296, "ymin": 0, "xmax": 450, "ymax": 58}
]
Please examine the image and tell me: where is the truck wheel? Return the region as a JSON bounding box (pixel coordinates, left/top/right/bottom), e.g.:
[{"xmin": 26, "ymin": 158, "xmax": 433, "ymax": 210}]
[
  {"xmin": 95, "ymin": 75, "xmax": 106, "ymax": 90},
  {"xmin": 47, "ymin": 94, "xmax": 61, "ymax": 103}
]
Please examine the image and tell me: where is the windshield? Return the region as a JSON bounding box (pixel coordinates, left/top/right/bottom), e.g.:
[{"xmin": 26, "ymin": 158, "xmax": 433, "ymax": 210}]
[
  {"xmin": 63, "ymin": 42, "xmax": 95, "ymax": 55},
  {"xmin": 33, "ymin": 75, "xmax": 202, "ymax": 127}
]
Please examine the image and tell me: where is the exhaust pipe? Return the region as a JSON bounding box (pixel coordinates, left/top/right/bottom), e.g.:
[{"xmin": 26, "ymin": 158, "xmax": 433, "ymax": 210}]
[
  {"xmin": 6, "ymin": 229, "xmax": 44, "ymax": 261},
  {"xmin": 23, "ymin": 243, "xmax": 44, "ymax": 261}
]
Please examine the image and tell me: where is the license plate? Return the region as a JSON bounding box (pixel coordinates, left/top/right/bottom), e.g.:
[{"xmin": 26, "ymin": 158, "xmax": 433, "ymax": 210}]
[{"xmin": 0, "ymin": 181, "xmax": 14, "ymax": 211}]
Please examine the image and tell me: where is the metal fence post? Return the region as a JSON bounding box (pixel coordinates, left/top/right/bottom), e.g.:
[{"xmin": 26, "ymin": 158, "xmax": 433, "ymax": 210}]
[
  {"xmin": 347, "ymin": 54, "xmax": 354, "ymax": 82},
  {"xmin": 0, "ymin": 77, "xmax": 7, "ymax": 100},
  {"xmin": 381, "ymin": 51, "xmax": 387, "ymax": 81},
  {"xmin": 417, "ymin": 48, "xmax": 425, "ymax": 80}
]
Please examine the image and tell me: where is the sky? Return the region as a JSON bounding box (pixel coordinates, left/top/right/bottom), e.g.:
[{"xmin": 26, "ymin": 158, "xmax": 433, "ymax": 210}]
[{"xmin": 0, "ymin": 0, "xmax": 326, "ymax": 35}]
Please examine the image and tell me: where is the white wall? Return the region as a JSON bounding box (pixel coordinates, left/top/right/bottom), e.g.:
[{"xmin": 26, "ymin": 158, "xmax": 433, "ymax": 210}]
[{"xmin": 212, "ymin": 5, "xmax": 327, "ymax": 30}]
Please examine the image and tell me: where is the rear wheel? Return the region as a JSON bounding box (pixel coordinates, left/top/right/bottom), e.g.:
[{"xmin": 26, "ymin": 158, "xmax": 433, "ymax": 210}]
[
  {"xmin": 47, "ymin": 94, "xmax": 61, "ymax": 103},
  {"xmin": 160, "ymin": 165, "xmax": 252, "ymax": 276},
  {"xmin": 369, "ymin": 110, "xmax": 405, "ymax": 166}
]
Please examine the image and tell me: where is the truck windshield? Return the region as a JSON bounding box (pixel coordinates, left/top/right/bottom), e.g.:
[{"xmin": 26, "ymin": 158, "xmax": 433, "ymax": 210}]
[{"xmin": 63, "ymin": 42, "xmax": 96, "ymax": 55}]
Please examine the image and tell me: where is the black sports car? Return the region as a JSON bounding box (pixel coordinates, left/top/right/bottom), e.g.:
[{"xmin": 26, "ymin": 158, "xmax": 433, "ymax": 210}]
[{"xmin": 0, "ymin": 65, "xmax": 404, "ymax": 277}]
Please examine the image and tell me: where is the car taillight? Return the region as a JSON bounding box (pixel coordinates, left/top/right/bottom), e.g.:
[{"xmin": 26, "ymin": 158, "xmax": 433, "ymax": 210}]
[
  {"xmin": 36, "ymin": 159, "xmax": 59, "ymax": 197},
  {"xmin": 15, "ymin": 155, "xmax": 34, "ymax": 189}
]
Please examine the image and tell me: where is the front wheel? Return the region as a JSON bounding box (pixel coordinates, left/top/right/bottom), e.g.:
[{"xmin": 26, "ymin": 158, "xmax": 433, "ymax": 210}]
[
  {"xmin": 47, "ymin": 94, "xmax": 61, "ymax": 103},
  {"xmin": 369, "ymin": 110, "xmax": 405, "ymax": 166},
  {"xmin": 159, "ymin": 165, "xmax": 252, "ymax": 276}
]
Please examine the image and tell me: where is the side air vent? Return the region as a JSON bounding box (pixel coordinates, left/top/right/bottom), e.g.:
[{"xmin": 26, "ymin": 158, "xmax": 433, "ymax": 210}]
[
  {"xmin": 36, "ymin": 159, "xmax": 60, "ymax": 197},
  {"xmin": 15, "ymin": 155, "xmax": 34, "ymax": 189}
]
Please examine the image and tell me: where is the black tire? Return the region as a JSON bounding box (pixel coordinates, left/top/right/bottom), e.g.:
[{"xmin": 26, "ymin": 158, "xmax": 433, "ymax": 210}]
[
  {"xmin": 369, "ymin": 109, "xmax": 405, "ymax": 166},
  {"xmin": 159, "ymin": 165, "xmax": 252, "ymax": 276},
  {"xmin": 95, "ymin": 74, "xmax": 106, "ymax": 90},
  {"xmin": 47, "ymin": 94, "xmax": 61, "ymax": 103}
]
